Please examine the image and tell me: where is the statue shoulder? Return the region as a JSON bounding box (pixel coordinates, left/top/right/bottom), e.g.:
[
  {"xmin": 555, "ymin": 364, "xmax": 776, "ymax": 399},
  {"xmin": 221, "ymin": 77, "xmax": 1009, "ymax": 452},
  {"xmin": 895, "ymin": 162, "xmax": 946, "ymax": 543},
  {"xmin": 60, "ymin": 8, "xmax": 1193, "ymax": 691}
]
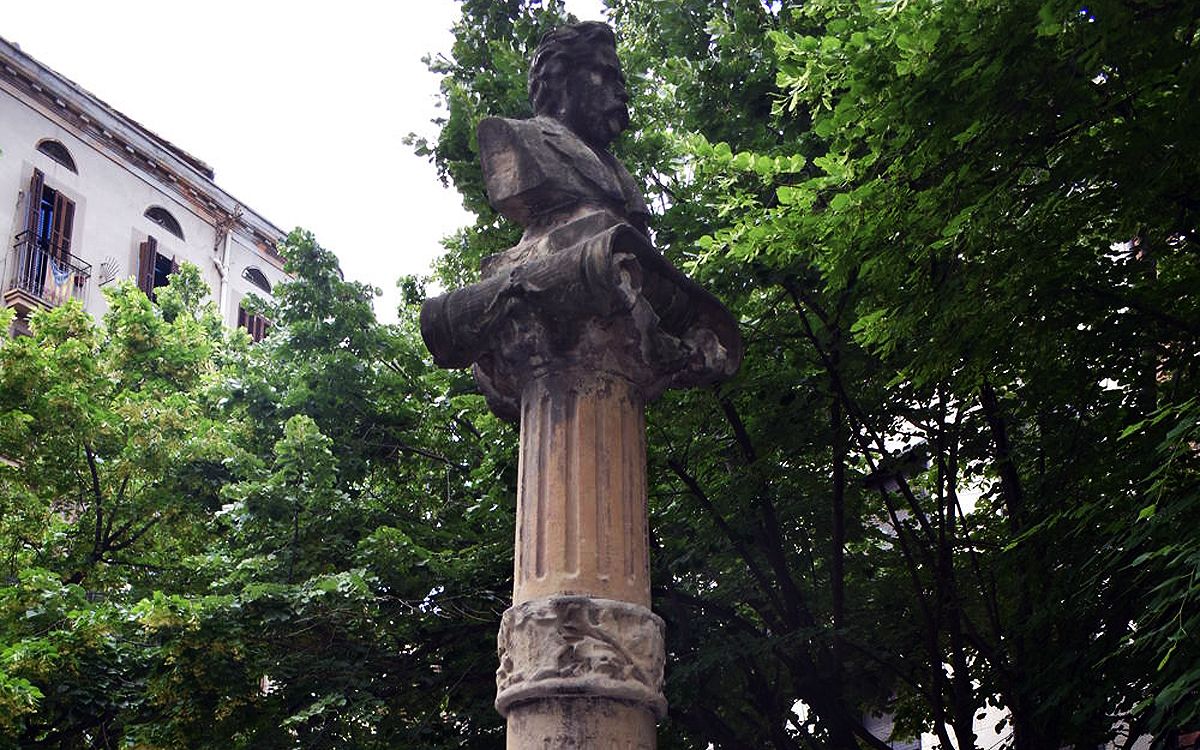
[
  {"xmin": 477, "ymin": 117, "xmax": 562, "ymax": 226},
  {"xmin": 477, "ymin": 116, "xmax": 626, "ymax": 226},
  {"xmin": 477, "ymin": 116, "xmax": 543, "ymax": 153}
]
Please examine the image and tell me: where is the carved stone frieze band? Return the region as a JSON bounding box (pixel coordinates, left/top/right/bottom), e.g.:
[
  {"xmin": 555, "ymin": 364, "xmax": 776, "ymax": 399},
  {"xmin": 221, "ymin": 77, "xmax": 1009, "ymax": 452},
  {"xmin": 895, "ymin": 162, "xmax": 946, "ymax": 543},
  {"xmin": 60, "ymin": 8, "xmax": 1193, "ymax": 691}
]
[{"xmin": 495, "ymin": 596, "xmax": 667, "ymax": 719}]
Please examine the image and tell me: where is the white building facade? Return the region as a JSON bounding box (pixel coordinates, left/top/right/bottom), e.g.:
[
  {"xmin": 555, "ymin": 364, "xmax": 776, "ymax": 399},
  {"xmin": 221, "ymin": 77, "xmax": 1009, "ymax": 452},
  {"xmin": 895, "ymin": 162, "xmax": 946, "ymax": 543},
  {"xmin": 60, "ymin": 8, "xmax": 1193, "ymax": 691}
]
[{"xmin": 0, "ymin": 35, "xmax": 285, "ymax": 337}]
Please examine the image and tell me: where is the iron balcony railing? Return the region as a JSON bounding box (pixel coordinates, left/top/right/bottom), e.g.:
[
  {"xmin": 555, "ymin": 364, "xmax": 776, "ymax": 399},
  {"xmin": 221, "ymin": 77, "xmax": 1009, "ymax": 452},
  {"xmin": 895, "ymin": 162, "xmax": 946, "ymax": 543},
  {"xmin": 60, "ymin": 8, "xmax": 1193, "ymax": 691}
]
[{"xmin": 7, "ymin": 230, "xmax": 91, "ymax": 307}]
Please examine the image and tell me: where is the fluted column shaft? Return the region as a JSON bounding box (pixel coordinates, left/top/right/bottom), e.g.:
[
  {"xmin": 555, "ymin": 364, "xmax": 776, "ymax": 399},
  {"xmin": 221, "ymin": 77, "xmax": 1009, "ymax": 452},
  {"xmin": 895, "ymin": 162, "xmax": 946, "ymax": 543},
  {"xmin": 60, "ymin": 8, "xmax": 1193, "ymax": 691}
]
[
  {"xmin": 420, "ymin": 108, "xmax": 743, "ymax": 750},
  {"xmin": 499, "ymin": 368, "xmax": 661, "ymax": 749},
  {"xmin": 514, "ymin": 370, "xmax": 649, "ymax": 607}
]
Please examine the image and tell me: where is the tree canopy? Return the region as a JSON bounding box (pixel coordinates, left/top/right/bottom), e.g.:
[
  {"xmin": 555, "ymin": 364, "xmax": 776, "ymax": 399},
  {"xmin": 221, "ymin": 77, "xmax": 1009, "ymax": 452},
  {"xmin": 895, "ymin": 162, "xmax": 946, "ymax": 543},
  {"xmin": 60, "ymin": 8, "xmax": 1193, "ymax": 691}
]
[
  {"xmin": 418, "ymin": 0, "xmax": 1199, "ymax": 747},
  {"xmin": 0, "ymin": 237, "xmax": 513, "ymax": 748},
  {"xmin": 1, "ymin": 0, "xmax": 1197, "ymax": 748}
]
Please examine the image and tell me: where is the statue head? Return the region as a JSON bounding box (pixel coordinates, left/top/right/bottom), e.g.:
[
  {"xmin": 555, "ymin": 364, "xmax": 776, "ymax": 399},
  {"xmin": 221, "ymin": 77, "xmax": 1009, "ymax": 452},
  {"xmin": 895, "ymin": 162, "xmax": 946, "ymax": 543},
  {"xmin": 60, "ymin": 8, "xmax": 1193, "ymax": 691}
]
[{"xmin": 529, "ymin": 22, "xmax": 630, "ymax": 149}]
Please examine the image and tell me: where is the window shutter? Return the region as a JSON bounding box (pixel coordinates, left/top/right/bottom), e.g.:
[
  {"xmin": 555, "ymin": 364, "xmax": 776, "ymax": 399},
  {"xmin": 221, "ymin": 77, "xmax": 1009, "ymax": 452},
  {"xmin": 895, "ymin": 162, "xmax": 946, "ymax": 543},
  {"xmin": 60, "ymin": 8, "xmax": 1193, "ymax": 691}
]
[
  {"xmin": 237, "ymin": 303, "xmax": 269, "ymax": 343},
  {"xmin": 24, "ymin": 169, "xmax": 45, "ymax": 237},
  {"xmin": 50, "ymin": 192, "xmax": 75, "ymax": 260},
  {"xmin": 170, "ymin": 255, "xmax": 180, "ymax": 275},
  {"xmin": 138, "ymin": 236, "xmax": 158, "ymax": 296}
]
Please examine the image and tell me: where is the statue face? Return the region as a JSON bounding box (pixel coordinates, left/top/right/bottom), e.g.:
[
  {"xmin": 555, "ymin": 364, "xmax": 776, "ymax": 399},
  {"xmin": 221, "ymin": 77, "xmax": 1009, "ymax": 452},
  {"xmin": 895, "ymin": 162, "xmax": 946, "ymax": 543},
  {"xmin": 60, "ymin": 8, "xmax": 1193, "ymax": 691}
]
[{"xmin": 563, "ymin": 53, "xmax": 629, "ymax": 149}]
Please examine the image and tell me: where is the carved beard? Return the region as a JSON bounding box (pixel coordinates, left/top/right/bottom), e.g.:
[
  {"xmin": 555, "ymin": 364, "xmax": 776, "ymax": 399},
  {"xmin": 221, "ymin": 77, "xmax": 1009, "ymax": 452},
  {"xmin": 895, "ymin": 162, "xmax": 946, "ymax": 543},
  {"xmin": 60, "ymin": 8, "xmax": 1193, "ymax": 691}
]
[{"xmin": 564, "ymin": 97, "xmax": 628, "ymax": 150}]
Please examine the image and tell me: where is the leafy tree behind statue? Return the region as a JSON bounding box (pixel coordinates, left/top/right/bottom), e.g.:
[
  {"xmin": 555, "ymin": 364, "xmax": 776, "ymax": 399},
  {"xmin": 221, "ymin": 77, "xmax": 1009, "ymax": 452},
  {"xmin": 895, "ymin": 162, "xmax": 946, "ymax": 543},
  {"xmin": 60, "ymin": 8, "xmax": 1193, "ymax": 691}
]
[
  {"xmin": 134, "ymin": 231, "xmax": 523, "ymax": 748},
  {"xmin": 2, "ymin": 0, "xmax": 1194, "ymax": 746},
  {"xmin": 0, "ymin": 236, "xmax": 517, "ymax": 748},
  {"xmin": 424, "ymin": 0, "xmax": 1200, "ymax": 748}
]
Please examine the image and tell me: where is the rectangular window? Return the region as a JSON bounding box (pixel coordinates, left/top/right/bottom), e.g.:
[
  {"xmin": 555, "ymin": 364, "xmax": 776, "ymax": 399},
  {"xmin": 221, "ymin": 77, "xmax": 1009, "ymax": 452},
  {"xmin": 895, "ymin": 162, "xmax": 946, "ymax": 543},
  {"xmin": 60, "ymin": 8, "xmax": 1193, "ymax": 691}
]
[
  {"xmin": 137, "ymin": 235, "xmax": 177, "ymax": 301},
  {"xmin": 9, "ymin": 168, "xmax": 88, "ymax": 307},
  {"xmin": 237, "ymin": 303, "xmax": 270, "ymax": 343},
  {"xmin": 36, "ymin": 185, "xmax": 74, "ymax": 261}
]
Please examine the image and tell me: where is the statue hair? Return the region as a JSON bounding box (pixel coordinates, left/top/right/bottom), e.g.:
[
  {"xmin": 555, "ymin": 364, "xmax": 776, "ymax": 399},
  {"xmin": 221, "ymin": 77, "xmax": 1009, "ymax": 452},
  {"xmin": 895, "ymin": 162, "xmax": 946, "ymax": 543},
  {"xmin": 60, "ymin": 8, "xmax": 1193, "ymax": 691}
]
[{"xmin": 528, "ymin": 22, "xmax": 617, "ymax": 118}]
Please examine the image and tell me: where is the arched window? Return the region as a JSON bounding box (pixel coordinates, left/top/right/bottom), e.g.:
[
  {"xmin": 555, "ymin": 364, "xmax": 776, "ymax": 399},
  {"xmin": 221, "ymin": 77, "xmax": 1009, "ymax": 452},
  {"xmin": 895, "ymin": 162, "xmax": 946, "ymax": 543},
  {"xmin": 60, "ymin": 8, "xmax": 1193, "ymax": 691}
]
[
  {"xmin": 242, "ymin": 266, "xmax": 272, "ymax": 294},
  {"xmin": 143, "ymin": 206, "xmax": 184, "ymax": 240},
  {"xmin": 36, "ymin": 139, "xmax": 77, "ymax": 173}
]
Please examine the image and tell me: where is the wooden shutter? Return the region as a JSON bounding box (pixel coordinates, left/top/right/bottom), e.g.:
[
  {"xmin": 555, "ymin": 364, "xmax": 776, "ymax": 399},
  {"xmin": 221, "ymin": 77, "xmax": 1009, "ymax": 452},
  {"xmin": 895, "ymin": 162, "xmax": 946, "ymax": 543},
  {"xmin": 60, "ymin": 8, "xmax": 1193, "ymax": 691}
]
[
  {"xmin": 137, "ymin": 236, "xmax": 158, "ymax": 296},
  {"xmin": 24, "ymin": 169, "xmax": 44, "ymax": 238},
  {"xmin": 50, "ymin": 192, "xmax": 75, "ymax": 261},
  {"xmin": 237, "ymin": 303, "xmax": 269, "ymax": 343}
]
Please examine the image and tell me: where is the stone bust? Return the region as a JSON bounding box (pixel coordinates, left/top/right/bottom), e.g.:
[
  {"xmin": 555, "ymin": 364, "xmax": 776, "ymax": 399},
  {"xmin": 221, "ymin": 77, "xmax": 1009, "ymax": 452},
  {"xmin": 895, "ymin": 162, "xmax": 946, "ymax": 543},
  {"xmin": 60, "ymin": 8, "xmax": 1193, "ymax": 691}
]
[
  {"xmin": 421, "ymin": 21, "xmax": 742, "ymax": 422},
  {"xmin": 477, "ymin": 22, "xmax": 650, "ymax": 255}
]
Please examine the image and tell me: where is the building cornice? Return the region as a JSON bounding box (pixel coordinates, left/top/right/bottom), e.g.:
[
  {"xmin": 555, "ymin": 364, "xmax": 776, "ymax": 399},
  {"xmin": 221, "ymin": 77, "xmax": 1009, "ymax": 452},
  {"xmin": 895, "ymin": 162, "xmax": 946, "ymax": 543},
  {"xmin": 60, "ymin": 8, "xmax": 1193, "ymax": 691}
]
[{"xmin": 0, "ymin": 35, "xmax": 286, "ymax": 263}]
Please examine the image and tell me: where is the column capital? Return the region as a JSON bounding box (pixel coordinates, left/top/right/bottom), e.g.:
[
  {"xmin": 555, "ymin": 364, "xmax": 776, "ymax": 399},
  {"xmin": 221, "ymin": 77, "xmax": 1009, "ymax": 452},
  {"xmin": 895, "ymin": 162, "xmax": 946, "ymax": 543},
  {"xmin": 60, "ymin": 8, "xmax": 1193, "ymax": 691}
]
[{"xmin": 419, "ymin": 213, "xmax": 742, "ymax": 422}]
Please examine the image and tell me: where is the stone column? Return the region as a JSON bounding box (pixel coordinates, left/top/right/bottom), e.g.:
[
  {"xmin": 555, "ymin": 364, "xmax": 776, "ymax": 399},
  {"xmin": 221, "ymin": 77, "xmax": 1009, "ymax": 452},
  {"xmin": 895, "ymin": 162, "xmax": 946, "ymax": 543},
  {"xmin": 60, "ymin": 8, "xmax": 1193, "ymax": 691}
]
[
  {"xmin": 421, "ymin": 222, "xmax": 741, "ymax": 748},
  {"xmin": 512, "ymin": 371, "xmax": 650, "ymax": 607},
  {"xmin": 500, "ymin": 370, "xmax": 662, "ymax": 747}
]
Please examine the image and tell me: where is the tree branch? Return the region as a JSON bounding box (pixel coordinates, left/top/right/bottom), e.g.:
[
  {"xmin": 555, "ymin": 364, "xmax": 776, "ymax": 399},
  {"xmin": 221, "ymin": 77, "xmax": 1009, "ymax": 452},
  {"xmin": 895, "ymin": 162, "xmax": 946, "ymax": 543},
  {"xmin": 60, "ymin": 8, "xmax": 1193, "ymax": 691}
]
[
  {"xmin": 716, "ymin": 395, "xmax": 813, "ymax": 630},
  {"xmin": 666, "ymin": 457, "xmax": 787, "ymax": 629},
  {"xmin": 84, "ymin": 445, "xmax": 104, "ymax": 562}
]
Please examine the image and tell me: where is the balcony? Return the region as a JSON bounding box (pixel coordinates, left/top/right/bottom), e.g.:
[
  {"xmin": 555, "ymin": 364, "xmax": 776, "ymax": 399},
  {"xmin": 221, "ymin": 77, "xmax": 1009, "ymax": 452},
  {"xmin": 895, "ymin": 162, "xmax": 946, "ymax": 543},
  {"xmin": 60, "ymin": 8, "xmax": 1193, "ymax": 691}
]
[{"xmin": 5, "ymin": 231, "xmax": 91, "ymax": 330}]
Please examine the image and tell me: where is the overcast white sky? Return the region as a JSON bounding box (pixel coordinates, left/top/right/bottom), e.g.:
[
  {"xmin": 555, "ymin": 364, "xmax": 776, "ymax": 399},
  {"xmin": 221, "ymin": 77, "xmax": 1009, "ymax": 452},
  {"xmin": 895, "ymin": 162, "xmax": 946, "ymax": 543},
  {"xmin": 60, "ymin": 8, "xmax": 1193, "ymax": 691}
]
[{"xmin": 1, "ymin": 0, "xmax": 604, "ymax": 321}]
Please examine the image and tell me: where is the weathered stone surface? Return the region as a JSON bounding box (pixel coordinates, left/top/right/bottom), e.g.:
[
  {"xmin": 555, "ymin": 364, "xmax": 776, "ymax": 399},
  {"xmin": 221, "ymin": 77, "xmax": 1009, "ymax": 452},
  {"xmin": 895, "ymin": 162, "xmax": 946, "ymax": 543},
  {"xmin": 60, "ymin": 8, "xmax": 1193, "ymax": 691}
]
[
  {"xmin": 505, "ymin": 699, "xmax": 657, "ymax": 749},
  {"xmin": 495, "ymin": 596, "xmax": 667, "ymax": 720},
  {"xmin": 420, "ymin": 22, "xmax": 741, "ymax": 424},
  {"xmin": 420, "ymin": 209, "xmax": 741, "ymax": 423},
  {"xmin": 512, "ymin": 372, "xmax": 651, "ymax": 606},
  {"xmin": 418, "ymin": 21, "xmax": 742, "ymax": 749},
  {"xmin": 476, "ymin": 115, "xmax": 649, "ymax": 234}
]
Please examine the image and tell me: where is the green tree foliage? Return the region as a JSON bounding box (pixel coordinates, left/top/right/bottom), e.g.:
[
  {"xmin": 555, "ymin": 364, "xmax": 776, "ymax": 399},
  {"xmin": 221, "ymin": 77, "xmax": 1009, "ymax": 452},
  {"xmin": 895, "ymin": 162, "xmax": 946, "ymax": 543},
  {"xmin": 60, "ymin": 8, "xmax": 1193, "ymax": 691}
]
[
  {"xmin": 2, "ymin": 0, "xmax": 1195, "ymax": 746},
  {"xmin": 423, "ymin": 0, "xmax": 1200, "ymax": 747},
  {"xmin": 150, "ymin": 231, "xmax": 516, "ymax": 748},
  {"xmin": 0, "ymin": 268, "xmax": 244, "ymax": 746},
  {"xmin": 0, "ymin": 234, "xmax": 515, "ymax": 748}
]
